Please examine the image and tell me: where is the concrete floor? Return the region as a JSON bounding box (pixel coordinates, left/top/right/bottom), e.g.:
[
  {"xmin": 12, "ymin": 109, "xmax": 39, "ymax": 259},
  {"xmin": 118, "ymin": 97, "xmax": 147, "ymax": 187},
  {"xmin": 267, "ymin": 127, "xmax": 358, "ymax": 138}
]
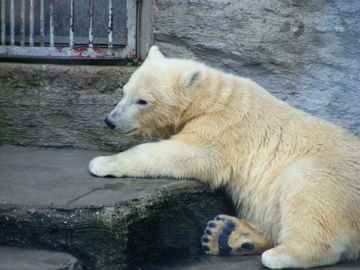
[
  {"xmin": 0, "ymin": 247, "xmax": 79, "ymax": 270},
  {"xmin": 161, "ymin": 255, "xmax": 360, "ymax": 270}
]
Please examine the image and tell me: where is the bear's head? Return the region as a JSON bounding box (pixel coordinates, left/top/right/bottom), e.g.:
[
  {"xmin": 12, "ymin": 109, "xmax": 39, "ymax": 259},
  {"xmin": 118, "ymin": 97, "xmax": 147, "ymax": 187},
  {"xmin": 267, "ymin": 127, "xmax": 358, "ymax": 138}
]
[{"xmin": 104, "ymin": 46, "xmax": 204, "ymax": 136}]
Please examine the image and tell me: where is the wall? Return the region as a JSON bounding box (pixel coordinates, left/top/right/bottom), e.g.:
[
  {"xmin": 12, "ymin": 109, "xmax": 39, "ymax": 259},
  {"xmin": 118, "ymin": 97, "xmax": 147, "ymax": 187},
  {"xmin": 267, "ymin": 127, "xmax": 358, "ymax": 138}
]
[
  {"xmin": 0, "ymin": 64, "xmax": 143, "ymax": 151},
  {"xmin": 150, "ymin": 0, "xmax": 360, "ymax": 135},
  {"xmin": 1, "ymin": 0, "xmax": 359, "ymax": 151}
]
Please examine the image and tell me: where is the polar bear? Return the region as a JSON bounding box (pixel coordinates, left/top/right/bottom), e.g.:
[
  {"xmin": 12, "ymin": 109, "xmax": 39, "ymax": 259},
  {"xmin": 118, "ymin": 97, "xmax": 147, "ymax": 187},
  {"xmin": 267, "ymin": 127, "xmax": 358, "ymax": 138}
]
[{"xmin": 89, "ymin": 46, "xmax": 360, "ymax": 269}]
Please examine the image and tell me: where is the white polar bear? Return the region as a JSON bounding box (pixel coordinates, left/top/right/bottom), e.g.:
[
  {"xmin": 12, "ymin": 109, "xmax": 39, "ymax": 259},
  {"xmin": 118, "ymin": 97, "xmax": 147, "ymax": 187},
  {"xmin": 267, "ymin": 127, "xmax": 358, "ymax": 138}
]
[{"xmin": 89, "ymin": 46, "xmax": 360, "ymax": 269}]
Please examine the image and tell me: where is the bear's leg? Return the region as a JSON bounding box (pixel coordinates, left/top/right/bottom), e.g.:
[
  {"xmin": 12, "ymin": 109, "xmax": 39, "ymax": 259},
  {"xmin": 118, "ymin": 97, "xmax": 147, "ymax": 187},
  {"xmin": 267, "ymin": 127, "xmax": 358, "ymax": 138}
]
[
  {"xmin": 261, "ymin": 182, "xmax": 347, "ymax": 269},
  {"xmin": 89, "ymin": 140, "xmax": 216, "ymax": 180},
  {"xmin": 261, "ymin": 242, "xmax": 342, "ymax": 269},
  {"xmin": 201, "ymin": 214, "xmax": 273, "ymax": 256}
]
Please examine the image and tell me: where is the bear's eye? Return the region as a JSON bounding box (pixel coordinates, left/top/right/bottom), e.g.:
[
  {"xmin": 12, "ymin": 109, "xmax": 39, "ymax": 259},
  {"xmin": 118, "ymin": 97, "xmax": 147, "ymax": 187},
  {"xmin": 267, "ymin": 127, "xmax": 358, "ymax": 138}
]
[{"xmin": 136, "ymin": 99, "xmax": 148, "ymax": 105}]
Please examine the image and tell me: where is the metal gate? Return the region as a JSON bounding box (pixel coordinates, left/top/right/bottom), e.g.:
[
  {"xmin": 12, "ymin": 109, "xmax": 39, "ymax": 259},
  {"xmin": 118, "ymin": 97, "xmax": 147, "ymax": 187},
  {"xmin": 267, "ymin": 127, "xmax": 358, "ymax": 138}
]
[{"xmin": 0, "ymin": 0, "xmax": 137, "ymax": 59}]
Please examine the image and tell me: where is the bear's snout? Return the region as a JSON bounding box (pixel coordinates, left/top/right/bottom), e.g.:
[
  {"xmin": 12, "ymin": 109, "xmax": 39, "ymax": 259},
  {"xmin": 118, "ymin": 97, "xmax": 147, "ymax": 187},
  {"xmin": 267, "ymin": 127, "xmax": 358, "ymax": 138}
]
[{"xmin": 104, "ymin": 117, "xmax": 116, "ymax": 129}]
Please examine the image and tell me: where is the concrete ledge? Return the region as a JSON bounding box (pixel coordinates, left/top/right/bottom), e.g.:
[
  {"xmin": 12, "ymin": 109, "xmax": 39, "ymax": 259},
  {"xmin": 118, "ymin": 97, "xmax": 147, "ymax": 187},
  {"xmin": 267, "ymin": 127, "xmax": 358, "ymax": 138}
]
[
  {"xmin": 0, "ymin": 145, "xmax": 234, "ymax": 269},
  {"xmin": 0, "ymin": 247, "xmax": 80, "ymax": 270}
]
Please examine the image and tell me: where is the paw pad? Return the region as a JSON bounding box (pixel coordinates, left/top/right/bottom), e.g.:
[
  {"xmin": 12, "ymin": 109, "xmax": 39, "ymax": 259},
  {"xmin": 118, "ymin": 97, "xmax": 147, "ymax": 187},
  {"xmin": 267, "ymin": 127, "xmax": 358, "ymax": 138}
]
[
  {"xmin": 218, "ymin": 221, "xmax": 236, "ymax": 255},
  {"xmin": 202, "ymin": 237, "xmax": 209, "ymax": 243},
  {"xmin": 202, "ymin": 245, "xmax": 210, "ymax": 252},
  {"xmin": 208, "ymin": 222, "xmax": 216, "ymax": 228},
  {"xmin": 241, "ymin": 242, "xmax": 254, "ymax": 250},
  {"xmin": 201, "ymin": 215, "xmax": 259, "ymax": 256}
]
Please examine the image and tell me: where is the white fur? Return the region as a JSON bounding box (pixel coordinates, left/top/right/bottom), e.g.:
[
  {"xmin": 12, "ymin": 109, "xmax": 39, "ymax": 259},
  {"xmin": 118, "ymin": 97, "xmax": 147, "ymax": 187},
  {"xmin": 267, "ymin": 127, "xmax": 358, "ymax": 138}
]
[{"xmin": 90, "ymin": 46, "xmax": 360, "ymax": 269}]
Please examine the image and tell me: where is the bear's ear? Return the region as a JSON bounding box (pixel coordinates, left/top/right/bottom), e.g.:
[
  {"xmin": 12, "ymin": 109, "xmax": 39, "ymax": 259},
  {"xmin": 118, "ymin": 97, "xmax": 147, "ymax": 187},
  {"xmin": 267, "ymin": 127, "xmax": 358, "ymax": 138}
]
[
  {"xmin": 147, "ymin": 45, "xmax": 165, "ymax": 60},
  {"xmin": 180, "ymin": 69, "xmax": 202, "ymax": 90}
]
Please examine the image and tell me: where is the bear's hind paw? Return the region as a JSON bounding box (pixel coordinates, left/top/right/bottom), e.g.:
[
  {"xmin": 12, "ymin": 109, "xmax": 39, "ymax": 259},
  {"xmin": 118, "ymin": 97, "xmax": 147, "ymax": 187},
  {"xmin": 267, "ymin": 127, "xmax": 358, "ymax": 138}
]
[{"xmin": 201, "ymin": 215, "xmax": 271, "ymax": 256}]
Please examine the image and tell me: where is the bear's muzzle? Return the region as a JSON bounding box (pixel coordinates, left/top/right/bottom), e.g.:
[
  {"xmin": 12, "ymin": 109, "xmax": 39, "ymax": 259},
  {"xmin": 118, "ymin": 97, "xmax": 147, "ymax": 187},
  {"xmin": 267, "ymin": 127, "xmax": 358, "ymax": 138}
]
[{"xmin": 104, "ymin": 116, "xmax": 116, "ymax": 129}]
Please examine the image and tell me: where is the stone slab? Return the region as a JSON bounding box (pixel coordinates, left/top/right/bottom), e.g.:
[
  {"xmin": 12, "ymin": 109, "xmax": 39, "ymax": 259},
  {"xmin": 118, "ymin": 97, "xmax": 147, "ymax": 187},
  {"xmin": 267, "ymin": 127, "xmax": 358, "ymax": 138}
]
[
  {"xmin": 0, "ymin": 144, "xmax": 185, "ymax": 208},
  {"xmin": 0, "ymin": 145, "xmax": 235, "ymax": 269},
  {"xmin": 0, "ymin": 246, "xmax": 80, "ymax": 270}
]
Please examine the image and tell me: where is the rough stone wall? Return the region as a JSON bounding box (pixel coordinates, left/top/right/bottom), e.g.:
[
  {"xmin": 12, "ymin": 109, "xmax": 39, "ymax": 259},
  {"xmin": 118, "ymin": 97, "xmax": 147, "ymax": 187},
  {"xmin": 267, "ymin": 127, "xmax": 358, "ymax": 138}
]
[
  {"xmin": 1, "ymin": 0, "xmax": 359, "ymax": 150},
  {"xmin": 152, "ymin": 0, "xmax": 360, "ymax": 135},
  {"xmin": 0, "ymin": 64, "xmax": 146, "ymax": 151}
]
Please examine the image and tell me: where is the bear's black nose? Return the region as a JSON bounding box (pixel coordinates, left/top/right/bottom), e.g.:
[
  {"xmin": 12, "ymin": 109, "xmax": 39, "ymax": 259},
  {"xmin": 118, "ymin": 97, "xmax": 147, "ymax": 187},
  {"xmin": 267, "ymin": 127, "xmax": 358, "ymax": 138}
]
[{"xmin": 104, "ymin": 117, "xmax": 116, "ymax": 129}]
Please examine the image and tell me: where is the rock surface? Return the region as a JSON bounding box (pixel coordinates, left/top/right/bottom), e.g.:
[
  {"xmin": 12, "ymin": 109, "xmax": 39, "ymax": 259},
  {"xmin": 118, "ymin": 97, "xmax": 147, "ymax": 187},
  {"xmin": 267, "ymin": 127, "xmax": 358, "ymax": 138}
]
[
  {"xmin": 152, "ymin": 0, "xmax": 360, "ymax": 136},
  {"xmin": 0, "ymin": 63, "xmax": 145, "ymax": 152},
  {"xmin": 0, "ymin": 247, "xmax": 81, "ymax": 270},
  {"xmin": 0, "ymin": 145, "xmax": 235, "ymax": 269}
]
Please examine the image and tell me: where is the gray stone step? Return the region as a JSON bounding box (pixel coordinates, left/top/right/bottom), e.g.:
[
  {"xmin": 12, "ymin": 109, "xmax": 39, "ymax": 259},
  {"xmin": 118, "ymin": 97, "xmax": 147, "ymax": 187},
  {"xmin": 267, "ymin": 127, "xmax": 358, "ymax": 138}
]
[
  {"xmin": 0, "ymin": 246, "xmax": 80, "ymax": 270},
  {"xmin": 0, "ymin": 145, "xmax": 234, "ymax": 270}
]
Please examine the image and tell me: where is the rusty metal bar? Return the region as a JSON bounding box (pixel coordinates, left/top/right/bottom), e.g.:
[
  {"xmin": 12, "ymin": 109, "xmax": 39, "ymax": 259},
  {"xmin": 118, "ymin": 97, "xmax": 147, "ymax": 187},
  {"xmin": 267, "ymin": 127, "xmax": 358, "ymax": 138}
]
[
  {"xmin": 1, "ymin": 0, "xmax": 6, "ymax": 45},
  {"xmin": 10, "ymin": 0, "xmax": 14, "ymax": 45},
  {"xmin": 50, "ymin": 0, "xmax": 55, "ymax": 47},
  {"xmin": 108, "ymin": 0, "xmax": 113, "ymax": 48},
  {"xmin": 20, "ymin": 0, "xmax": 25, "ymax": 46},
  {"xmin": 126, "ymin": 0, "xmax": 137, "ymax": 57},
  {"xmin": 29, "ymin": 0, "xmax": 34, "ymax": 46},
  {"xmin": 40, "ymin": 0, "xmax": 45, "ymax": 46},
  {"xmin": 88, "ymin": 0, "xmax": 94, "ymax": 48},
  {"xmin": 69, "ymin": 0, "xmax": 74, "ymax": 47}
]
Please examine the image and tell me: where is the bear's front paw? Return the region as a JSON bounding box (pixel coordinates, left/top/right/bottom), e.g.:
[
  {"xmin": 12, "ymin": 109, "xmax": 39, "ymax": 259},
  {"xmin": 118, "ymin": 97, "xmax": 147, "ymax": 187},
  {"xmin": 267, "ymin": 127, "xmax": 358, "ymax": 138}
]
[{"xmin": 89, "ymin": 156, "xmax": 115, "ymax": 177}]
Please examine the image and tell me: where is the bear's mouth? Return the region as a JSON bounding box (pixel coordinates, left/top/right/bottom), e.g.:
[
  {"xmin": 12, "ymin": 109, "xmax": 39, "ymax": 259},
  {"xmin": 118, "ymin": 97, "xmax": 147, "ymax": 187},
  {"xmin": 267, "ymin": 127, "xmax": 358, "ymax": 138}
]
[{"xmin": 117, "ymin": 128, "xmax": 138, "ymax": 135}]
